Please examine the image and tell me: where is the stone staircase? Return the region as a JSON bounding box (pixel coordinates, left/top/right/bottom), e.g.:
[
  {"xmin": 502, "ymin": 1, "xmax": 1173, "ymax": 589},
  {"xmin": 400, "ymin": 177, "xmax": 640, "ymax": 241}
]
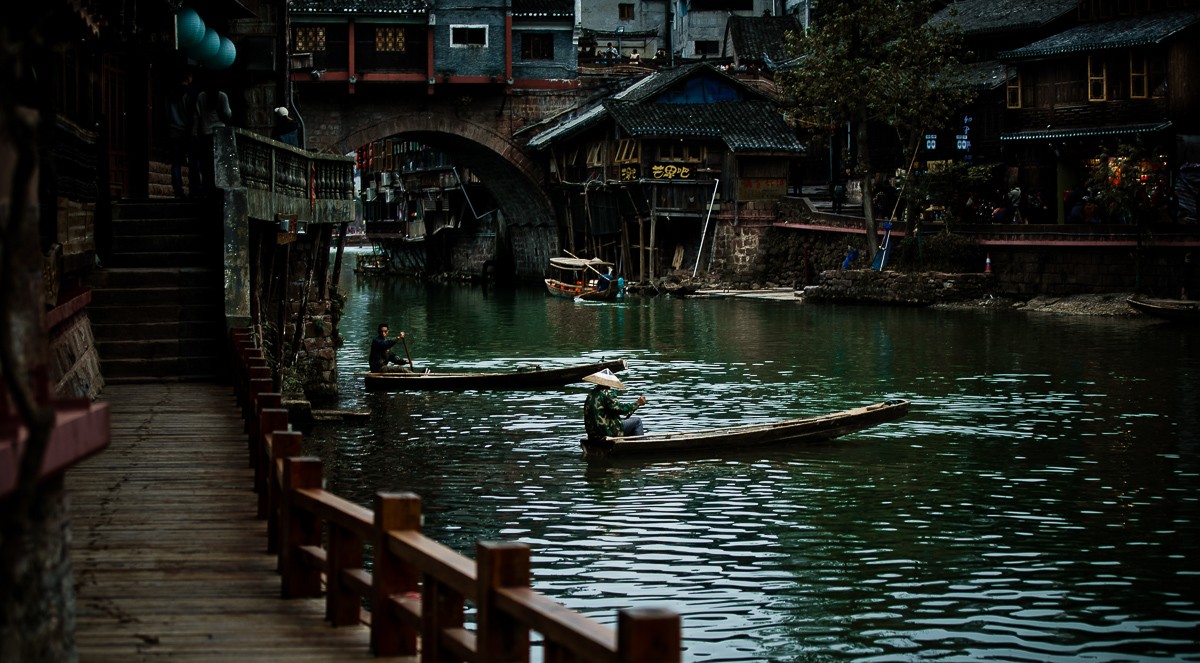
[{"xmin": 87, "ymin": 199, "xmax": 227, "ymax": 383}]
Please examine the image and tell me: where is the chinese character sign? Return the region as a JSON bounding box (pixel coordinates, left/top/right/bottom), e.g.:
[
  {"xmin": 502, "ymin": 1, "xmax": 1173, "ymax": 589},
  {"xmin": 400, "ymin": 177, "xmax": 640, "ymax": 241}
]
[{"xmin": 651, "ymin": 164, "xmax": 692, "ymax": 179}]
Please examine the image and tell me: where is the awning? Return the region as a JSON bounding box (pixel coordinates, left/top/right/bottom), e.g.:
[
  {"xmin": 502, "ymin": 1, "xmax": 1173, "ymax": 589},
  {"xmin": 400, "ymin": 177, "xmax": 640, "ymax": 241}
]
[
  {"xmin": 1000, "ymin": 122, "xmax": 1172, "ymax": 141},
  {"xmin": 998, "ymin": 10, "xmax": 1200, "ymax": 59}
]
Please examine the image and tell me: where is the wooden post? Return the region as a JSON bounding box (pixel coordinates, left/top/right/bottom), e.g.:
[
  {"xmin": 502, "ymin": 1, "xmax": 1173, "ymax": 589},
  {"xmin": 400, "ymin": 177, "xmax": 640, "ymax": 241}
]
[
  {"xmin": 326, "ymin": 522, "xmax": 364, "ymax": 627},
  {"xmin": 280, "ymin": 456, "xmax": 322, "ymax": 598},
  {"xmin": 476, "ymin": 542, "xmax": 531, "ymax": 662},
  {"xmin": 617, "ymin": 607, "xmax": 681, "ymax": 663},
  {"xmin": 268, "ymin": 431, "xmax": 304, "ymax": 556},
  {"xmin": 371, "ymin": 493, "xmax": 422, "ymax": 656},
  {"xmin": 423, "ymin": 577, "xmax": 465, "ymax": 663},
  {"xmin": 255, "ymin": 404, "xmax": 288, "ymax": 518}
]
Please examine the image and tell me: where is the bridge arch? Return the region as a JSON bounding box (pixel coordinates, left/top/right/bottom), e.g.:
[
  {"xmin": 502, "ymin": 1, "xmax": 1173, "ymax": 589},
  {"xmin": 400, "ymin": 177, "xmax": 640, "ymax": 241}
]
[{"xmin": 305, "ymin": 101, "xmax": 554, "ymax": 226}]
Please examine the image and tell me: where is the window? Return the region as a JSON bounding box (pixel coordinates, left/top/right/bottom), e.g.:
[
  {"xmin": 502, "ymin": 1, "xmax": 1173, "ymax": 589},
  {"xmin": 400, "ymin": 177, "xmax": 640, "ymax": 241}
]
[
  {"xmin": 694, "ymin": 40, "xmax": 720, "ymax": 57},
  {"xmin": 614, "ymin": 139, "xmax": 639, "ymax": 164},
  {"xmin": 656, "ymin": 142, "xmax": 704, "ymax": 162},
  {"xmin": 450, "ymin": 25, "xmax": 488, "ymax": 48},
  {"xmin": 1130, "ymin": 51, "xmax": 1148, "ymax": 99},
  {"xmin": 521, "ymin": 33, "xmax": 554, "ymax": 60},
  {"xmin": 295, "ymin": 26, "xmax": 326, "ymax": 52},
  {"xmin": 1088, "ymin": 55, "xmax": 1107, "ymax": 101},
  {"xmin": 586, "ymin": 143, "xmax": 604, "ymax": 167},
  {"xmin": 1006, "ymin": 67, "xmax": 1021, "ymax": 109},
  {"xmin": 376, "ymin": 27, "xmax": 406, "ymax": 53},
  {"xmin": 619, "ymin": 3, "xmax": 635, "ymax": 20}
]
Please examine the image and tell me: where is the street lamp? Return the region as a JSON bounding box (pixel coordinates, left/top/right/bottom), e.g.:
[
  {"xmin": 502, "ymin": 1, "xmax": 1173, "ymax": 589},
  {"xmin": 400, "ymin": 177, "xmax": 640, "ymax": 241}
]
[{"xmin": 616, "ymin": 26, "xmax": 624, "ymax": 62}]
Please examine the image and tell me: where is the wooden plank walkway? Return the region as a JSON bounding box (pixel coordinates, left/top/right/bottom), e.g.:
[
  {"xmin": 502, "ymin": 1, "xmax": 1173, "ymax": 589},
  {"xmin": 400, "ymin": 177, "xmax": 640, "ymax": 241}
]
[{"xmin": 67, "ymin": 382, "xmax": 414, "ymax": 662}]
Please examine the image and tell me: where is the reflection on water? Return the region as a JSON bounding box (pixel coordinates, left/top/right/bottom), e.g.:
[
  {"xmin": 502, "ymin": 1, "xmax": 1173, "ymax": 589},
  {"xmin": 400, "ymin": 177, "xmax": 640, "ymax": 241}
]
[{"xmin": 306, "ymin": 261, "xmax": 1200, "ymax": 661}]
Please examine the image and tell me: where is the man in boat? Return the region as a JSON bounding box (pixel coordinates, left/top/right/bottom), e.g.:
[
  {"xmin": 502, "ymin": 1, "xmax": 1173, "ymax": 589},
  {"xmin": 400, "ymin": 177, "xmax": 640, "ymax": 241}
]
[
  {"xmin": 583, "ymin": 369, "xmax": 647, "ymax": 441},
  {"xmin": 369, "ymin": 323, "xmax": 412, "ymax": 373}
]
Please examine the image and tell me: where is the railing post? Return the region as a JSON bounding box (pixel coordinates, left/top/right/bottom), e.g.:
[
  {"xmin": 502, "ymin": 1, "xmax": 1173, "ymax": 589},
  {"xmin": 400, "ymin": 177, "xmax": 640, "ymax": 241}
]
[
  {"xmin": 326, "ymin": 521, "xmax": 364, "ymax": 627},
  {"xmin": 255, "ymin": 403, "xmax": 287, "ymax": 517},
  {"xmin": 280, "ymin": 456, "xmax": 322, "ymax": 598},
  {"xmin": 423, "ymin": 575, "xmax": 465, "ymax": 663},
  {"xmin": 617, "ymin": 607, "xmax": 681, "ymax": 663},
  {"xmin": 268, "ymin": 431, "xmax": 304, "ymax": 556},
  {"xmin": 476, "ymin": 542, "xmax": 531, "ymax": 662},
  {"xmin": 372, "ymin": 493, "xmax": 421, "ymax": 656}
]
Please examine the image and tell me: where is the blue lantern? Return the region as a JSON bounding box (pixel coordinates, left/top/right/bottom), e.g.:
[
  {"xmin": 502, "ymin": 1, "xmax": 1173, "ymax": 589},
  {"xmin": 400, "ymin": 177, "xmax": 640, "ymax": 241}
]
[
  {"xmin": 175, "ymin": 8, "xmax": 206, "ymax": 51},
  {"xmin": 210, "ymin": 36, "xmax": 237, "ymax": 70},
  {"xmin": 188, "ymin": 27, "xmax": 220, "ymax": 64}
]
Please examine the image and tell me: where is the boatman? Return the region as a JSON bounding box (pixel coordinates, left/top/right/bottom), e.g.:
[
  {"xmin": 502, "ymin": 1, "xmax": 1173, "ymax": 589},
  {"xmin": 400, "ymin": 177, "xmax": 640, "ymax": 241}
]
[
  {"xmin": 582, "ymin": 369, "xmax": 647, "ymax": 441},
  {"xmin": 369, "ymin": 323, "xmax": 412, "ymax": 373}
]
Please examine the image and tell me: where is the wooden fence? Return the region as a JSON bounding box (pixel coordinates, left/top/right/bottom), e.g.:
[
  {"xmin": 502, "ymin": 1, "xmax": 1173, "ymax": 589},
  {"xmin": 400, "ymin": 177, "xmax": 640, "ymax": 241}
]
[{"xmin": 230, "ymin": 328, "xmax": 681, "ymax": 661}]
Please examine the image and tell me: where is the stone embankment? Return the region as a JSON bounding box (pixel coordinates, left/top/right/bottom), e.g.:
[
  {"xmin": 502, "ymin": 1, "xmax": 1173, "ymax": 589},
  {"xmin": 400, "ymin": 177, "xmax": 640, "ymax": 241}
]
[{"xmin": 671, "ymin": 268, "xmax": 1142, "ymax": 317}]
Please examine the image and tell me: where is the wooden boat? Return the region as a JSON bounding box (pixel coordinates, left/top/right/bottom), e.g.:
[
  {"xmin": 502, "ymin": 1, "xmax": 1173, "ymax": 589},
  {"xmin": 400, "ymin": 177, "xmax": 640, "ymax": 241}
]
[
  {"xmin": 545, "ymin": 257, "xmax": 619, "ymax": 301},
  {"xmin": 364, "ymin": 358, "xmax": 627, "ymax": 391},
  {"xmin": 1126, "ymin": 296, "xmax": 1200, "ymax": 323},
  {"xmin": 581, "ymin": 399, "xmax": 910, "ymax": 456}
]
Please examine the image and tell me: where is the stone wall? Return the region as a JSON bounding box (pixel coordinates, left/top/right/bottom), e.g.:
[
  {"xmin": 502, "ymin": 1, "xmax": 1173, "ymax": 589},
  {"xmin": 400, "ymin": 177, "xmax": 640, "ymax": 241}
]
[{"xmin": 802, "ymin": 269, "xmax": 996, "ymax": 305}]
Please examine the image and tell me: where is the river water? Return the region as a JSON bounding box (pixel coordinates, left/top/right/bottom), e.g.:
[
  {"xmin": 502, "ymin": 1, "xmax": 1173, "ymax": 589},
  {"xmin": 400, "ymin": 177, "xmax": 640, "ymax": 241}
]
[{"xmin": 304, "ymin": 254, "xmax": 1200, "ymax": 661}]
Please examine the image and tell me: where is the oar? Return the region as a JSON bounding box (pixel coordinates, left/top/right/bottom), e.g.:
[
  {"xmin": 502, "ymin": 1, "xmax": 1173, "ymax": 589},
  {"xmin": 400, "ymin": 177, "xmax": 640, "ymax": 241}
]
[{"xmin": 400, "ymin": 334, "xmax": 415, "ymax": 369}]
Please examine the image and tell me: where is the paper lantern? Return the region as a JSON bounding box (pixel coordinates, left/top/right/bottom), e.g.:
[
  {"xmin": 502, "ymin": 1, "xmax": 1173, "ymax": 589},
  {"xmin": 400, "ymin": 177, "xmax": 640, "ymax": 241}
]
[
  {"xmin": 188, "ymin": 27, "xmax": 220, "ymax": 64},
  {"xmin": 209, "ymin": 36, "xmax": 237, "ymax": 70},
  {"xmin": 175, "ymin": 8, "xmax": 206, "ymax": 51}
]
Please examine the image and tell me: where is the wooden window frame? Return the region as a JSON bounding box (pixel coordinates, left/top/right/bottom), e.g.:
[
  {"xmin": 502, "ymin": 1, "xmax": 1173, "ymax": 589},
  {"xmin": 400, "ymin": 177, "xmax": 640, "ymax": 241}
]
[
  {"xmin": 655, "ymin": 142, "xmax": 704, "ymax": 163},
  {"xmin": 376, "ymin": 27, "xmax": 406, "ymax": 53},
  {"xmin": 520, "ymin": 33, "xmax": 554, "ymax": 60},
  {"xmin": 613, "ymin": 139, "xmax": 640, "ymax": 164},
  {"xmin": 1130, "ymin": 50, "xmax": 1148, "ymax": 99},
  {"xmin": 619, "ymin": 3, "xmax": 635, "ymax": 20},
  {"xmin": 295, "ymin": 26, "xmax": 327, "ymax": 52},
  {"xmin": 1089, "ymin": 55, "xmax": 1107, "ymax": 102},
  {"xmin": 1006, "ymin": 67, "xmax": 1022, "ymax": 109},
  {"xmin": 586, "ymin": 143, "xmax": 604, "ymax": 167},
  {"xmin": 450, "ymin": 25, "xmax": 488, "ymax": 48}
]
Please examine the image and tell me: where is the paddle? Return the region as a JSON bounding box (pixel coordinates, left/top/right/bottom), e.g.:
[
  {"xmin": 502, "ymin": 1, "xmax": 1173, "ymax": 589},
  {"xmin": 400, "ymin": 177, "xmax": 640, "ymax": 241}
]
[{"xmin": 400, "ymin": 334, "xmax": 415, "ymax": 370}]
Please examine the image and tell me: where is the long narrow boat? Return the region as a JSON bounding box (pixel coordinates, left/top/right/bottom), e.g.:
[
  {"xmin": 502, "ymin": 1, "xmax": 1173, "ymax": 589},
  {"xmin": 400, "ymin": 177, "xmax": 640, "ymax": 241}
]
[
  {"xmin": 364, "ymin": 358, "xmax": 627, "ymax": 391},
  {"xmin": 581, "ymin": 399, "xmax": 910, "ymax": 456},
  {"xmin": 1126, "ymin": 296, "xmax": 1200, "ymax": 323}
]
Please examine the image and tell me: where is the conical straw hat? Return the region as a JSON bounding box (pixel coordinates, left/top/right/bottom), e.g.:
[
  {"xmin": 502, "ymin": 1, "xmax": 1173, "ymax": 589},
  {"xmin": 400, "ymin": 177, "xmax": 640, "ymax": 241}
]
[{"xmin": 582, "ymin": 368, "xmax": 626, "ymax": 389}]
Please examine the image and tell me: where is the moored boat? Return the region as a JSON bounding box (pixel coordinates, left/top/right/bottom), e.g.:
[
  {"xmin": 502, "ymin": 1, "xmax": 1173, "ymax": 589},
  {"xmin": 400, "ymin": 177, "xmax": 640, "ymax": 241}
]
[
  {"xmin": 545, "ymin": 256, "xmax": 619, "ymax": 301},
  {"xmin": 364, "ymin": 358, "xmax": 627, "ymax": 391},
  {"xmin": 581, "ymin": 399, "xmax": 910, "ymax": 456},
  {"xmin": 1126, "ymin": 296, "xmax": 1200, "ymax": 323}
]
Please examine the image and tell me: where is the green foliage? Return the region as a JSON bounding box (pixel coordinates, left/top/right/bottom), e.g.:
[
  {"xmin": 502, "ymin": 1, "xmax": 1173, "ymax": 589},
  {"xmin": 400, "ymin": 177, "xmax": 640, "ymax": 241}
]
[
  {"xmin": 893, "ymin": 231, "xmax": 983, "ymax": 273},
  {"xmin": 779, "ymin": 0, "xmax": 975, "ymax": 145},
  {"xmin": 904, "ymin": 162, "xmax": 1001, "ymax": 224},
  {"xmin": 1085, "ymin": 142, "xmax": 1164, "ymax": 225}
]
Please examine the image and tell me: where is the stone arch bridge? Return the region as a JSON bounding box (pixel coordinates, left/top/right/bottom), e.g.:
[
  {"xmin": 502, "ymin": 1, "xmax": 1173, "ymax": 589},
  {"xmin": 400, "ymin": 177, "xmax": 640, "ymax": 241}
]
[{"xmin": 294, "ymin": 87, "xmax": 596, "ymax": 277}]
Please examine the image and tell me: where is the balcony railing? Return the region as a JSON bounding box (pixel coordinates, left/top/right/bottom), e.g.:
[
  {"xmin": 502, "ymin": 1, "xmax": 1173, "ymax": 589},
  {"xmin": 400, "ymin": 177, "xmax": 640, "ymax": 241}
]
[{"xmin": 223, "ymin": 128, "xmax": 356, "ymax": 225}]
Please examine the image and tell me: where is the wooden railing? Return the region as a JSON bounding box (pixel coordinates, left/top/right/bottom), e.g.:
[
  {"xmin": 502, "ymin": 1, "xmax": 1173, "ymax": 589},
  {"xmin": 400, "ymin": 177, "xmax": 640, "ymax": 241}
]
[
  {"xmin": 229, "ymin": 328, "xmax": 681, "ymax": 661},
  {"xmin": 223, "ymin": 128, "xmax": 356, "ymax": 226}
]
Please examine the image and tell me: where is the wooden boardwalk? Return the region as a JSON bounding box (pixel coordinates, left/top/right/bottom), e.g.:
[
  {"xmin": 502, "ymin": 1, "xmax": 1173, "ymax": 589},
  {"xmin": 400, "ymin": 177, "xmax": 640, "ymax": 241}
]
[{"xmin": 68, "ymin": 382, "xmax": 414, "ymax": 662}]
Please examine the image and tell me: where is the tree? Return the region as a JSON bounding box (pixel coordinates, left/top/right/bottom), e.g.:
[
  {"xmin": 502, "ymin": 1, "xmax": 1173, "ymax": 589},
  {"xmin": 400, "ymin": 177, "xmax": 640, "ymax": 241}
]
[{"xmin": 778, "ymin": 0, "xmax": 974, "ymax": 260}]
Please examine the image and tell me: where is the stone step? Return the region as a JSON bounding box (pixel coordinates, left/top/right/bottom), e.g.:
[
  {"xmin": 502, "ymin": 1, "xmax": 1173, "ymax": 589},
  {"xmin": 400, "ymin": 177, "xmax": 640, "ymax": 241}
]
[
  {"xmin": 101, "ymin": 251, "xmax": 215, "ymax": 269},
  {"xmin": 98, "ymin": 356, "xmax": 224, "ymax": 382},
  {"xmin": 90, "ymin": 285, "xmax": 221, "ymax": 307},
  {"xmin": 96, "ymin": 337, "xmax": 224, "ymax": 361},
  {"xmin": 89, "ymin": 303, "xmax": 224, "ymax": 325},
  {"xmin": 86, "ymin": 267, "xmax": 221, "ymax": 289},
  {"xmin": 91, "ymin": 320, "xmax": 224, "ymax": 342}
]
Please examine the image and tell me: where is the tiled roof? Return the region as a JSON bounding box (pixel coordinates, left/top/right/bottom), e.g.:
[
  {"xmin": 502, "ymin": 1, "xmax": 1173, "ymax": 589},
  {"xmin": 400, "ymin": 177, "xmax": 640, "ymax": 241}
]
[
  {"xmin": 606, "ymin": 99, "xmax": 804, "ymax": 153},
  {"xmin": 726, "ymin": 15, "xmax": 802, "ymax": 64},
  {"xmin": 930, "ymin": 0, "xmax": 1075, "ymax": 35},
  {"xmin": 964, "ymin": 59, "xmax": 1005, "ymax": 90},
  {"xmin": 1000, "ymin": 122, "xmax": 1172, "ymax": 141},
  {"xmin": 998, "ymin": 10, "xmax": 1200, "ymax": 59},
  {"xmin": 512, "ymin": 0, "xmax": 572, "ymax": 19},
  {"xmin": 527, "ymin": 64, "xmax": 790, "ymax": 150},
  {"xmin": 290, "ymin": 0, "xmax": 430, "ymax": 14}
]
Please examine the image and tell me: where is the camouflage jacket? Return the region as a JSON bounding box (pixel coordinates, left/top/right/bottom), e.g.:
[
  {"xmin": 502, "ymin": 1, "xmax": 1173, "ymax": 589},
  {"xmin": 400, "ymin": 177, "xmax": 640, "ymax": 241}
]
[{"xmin": 584, "ymin": 386, "xmax": 638, "ymax": 440}]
